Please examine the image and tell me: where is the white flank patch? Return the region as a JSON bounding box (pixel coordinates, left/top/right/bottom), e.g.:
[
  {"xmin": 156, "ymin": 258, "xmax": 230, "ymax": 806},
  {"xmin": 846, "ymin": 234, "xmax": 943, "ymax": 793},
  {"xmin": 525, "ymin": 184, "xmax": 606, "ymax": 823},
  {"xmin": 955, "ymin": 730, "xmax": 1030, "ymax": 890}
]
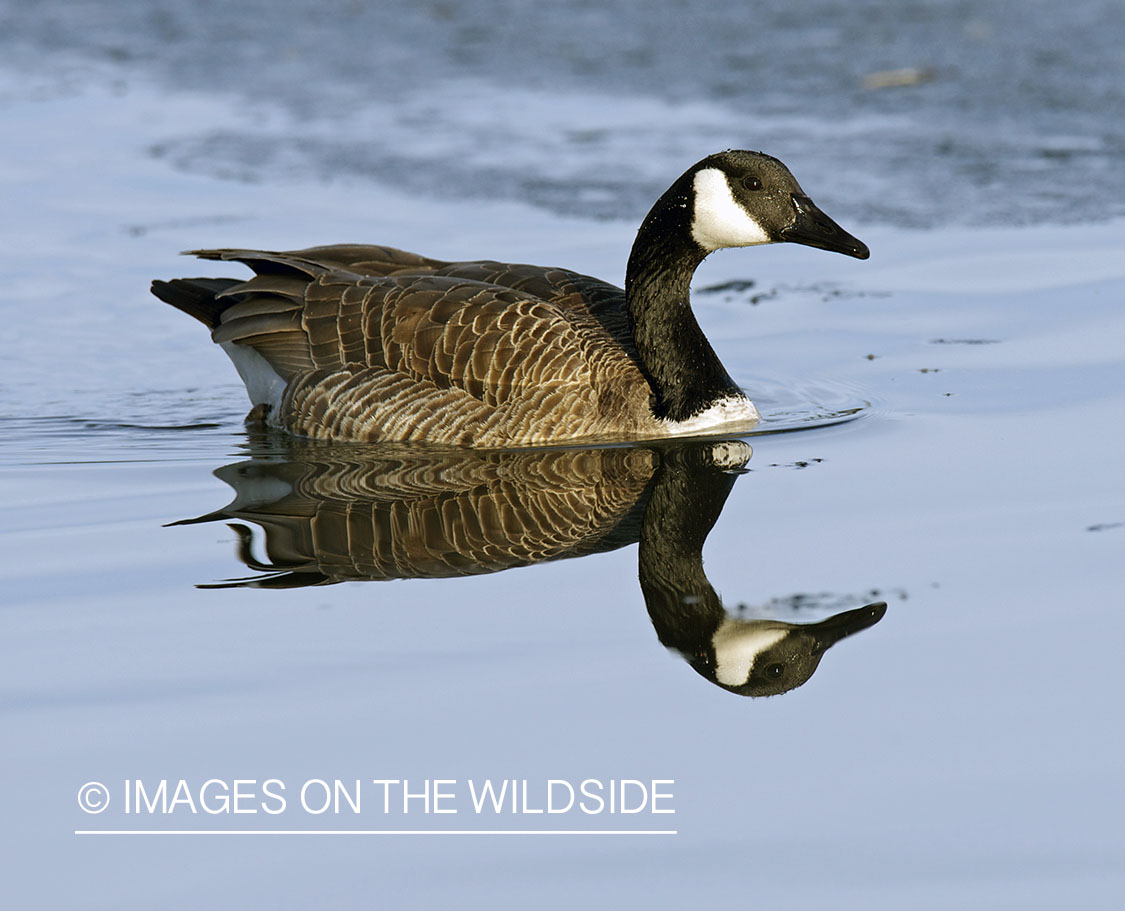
[
  {"xmin": 711, "ymin": 620, "xmax": 789, "ymax": 686},
  {"xmin": 662, "ymin": 395, "xmax": 761, "ymax": 436},
  {"xmin": 220, "ymin": 341, "xmax": 287, "ymax": 413},
  {"xmin": 690, "ymin": 167, "xmax": 771, "ymax": 251}
]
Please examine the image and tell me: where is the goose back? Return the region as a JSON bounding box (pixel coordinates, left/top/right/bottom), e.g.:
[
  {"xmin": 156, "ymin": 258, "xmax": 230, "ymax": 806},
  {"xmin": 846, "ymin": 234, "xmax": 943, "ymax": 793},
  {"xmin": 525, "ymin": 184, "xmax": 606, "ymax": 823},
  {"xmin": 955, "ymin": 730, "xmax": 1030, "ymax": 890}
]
[{"xmin": 158, "ymin": 247, "xmax": 656, "ymax": 447}]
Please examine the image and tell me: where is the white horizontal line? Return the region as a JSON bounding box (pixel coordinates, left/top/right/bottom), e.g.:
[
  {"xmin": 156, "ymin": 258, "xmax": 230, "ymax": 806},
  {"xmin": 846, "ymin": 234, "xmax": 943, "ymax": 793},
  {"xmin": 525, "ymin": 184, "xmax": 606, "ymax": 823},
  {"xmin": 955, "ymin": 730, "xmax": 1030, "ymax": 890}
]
[{"xmin": 75, "ymin": 829, "xmax": 677, "ymax": 836}]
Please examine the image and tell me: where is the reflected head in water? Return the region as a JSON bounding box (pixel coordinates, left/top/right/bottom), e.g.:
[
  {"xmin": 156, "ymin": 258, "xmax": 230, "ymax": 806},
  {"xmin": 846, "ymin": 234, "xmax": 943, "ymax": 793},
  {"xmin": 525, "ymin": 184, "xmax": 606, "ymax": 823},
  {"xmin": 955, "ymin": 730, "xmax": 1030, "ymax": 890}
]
[
  {"xmin": 672, "ymin": 603, "xmax": 886, "ymax": 697},
  {"xmin": 636, "ymin": 443, "xmax": 886, "ymax": 696},
  {"xmin": 174, "ymin": 434, "xmax": 885, "ymax": 697}
]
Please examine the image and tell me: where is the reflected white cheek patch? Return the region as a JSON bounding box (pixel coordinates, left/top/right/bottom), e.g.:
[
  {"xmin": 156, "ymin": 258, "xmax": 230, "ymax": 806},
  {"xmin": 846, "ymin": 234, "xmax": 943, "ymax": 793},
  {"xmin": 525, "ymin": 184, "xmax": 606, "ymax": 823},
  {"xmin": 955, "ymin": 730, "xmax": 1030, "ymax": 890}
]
[{"xmin": 711, "ymin": 620, "xmax": 788, "ymax": 686}]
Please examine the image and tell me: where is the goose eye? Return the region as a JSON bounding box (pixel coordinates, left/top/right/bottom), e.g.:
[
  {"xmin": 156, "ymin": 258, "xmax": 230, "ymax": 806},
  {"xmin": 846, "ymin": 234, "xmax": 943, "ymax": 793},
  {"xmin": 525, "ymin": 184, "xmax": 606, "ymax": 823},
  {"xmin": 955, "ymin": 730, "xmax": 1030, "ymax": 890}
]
[
  {"xmin": 740, "ymin": 176, "xmax": 763, "ymax": 192},
  {"xmin": 765, "ymin": 663, "xmax": 785, "ymax": 679}
]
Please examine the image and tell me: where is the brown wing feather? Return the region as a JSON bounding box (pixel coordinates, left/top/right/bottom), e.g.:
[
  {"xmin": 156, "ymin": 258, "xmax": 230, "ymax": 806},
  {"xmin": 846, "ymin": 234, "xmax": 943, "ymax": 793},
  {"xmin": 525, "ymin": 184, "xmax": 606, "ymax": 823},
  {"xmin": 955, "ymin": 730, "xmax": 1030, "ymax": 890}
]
[
  {"xmin": 429, "ymin": 262, "xmax": 635, "ymax": 357},
  {"xmin": 214, "ymin": 245, "xmax": 637, "ymax": 357},
  {"xmin": 282, "ymin": 244, "xmax": 450, "ymax": 275},
  {"xmin": 180, "ymin": 248, "xmax": 655, "ymax": 446}
]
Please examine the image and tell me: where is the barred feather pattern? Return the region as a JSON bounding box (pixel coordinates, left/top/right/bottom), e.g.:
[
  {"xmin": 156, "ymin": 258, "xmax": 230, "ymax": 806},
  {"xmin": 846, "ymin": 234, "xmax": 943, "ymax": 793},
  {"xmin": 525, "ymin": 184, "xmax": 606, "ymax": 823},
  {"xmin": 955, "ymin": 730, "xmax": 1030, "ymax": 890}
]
[
  {"xmin": 199, "ymin": 445, "xmax": 657, "ymax": 584},
  {"xmin": 189, "ymin": 246, "xmax": 660, "ymax": 446}
]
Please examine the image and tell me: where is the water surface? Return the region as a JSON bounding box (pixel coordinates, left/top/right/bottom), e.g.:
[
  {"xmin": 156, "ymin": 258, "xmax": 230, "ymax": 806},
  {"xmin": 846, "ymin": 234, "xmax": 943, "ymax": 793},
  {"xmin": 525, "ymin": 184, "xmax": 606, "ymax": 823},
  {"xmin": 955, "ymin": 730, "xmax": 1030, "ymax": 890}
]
[{"xmin": 2, "ymin": 3, "xmax": 1124, "ymax": 908}]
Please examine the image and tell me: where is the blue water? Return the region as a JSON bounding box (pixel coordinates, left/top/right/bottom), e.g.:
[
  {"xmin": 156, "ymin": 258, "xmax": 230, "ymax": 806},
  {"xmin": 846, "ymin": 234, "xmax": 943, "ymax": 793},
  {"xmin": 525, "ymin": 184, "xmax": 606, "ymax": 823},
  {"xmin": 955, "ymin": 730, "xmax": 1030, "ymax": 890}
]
[{"xmin": 2, "ymin": 2, "xmax": 1124, "ymax": 908}]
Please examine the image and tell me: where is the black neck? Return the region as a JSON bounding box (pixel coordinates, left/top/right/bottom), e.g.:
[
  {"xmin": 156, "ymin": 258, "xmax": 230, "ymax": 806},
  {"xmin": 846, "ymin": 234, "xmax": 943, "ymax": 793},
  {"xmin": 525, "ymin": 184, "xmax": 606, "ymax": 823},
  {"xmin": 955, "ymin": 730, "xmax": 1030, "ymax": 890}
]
[
  {"xmin": 625, "ymin": 181, "xmax": 744, "ymax": 422},
  {"xmin": 638, "ymin": 445, "xmax": 742, "ymax": 675}
]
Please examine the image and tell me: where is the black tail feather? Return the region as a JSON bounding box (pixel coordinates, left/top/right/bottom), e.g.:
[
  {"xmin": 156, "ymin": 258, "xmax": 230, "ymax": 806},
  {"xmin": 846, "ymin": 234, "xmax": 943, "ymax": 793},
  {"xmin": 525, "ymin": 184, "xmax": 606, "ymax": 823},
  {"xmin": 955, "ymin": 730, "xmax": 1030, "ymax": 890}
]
[{"xmin": 151, "ymin": 277, "xmax": 242, "ymax": 329}]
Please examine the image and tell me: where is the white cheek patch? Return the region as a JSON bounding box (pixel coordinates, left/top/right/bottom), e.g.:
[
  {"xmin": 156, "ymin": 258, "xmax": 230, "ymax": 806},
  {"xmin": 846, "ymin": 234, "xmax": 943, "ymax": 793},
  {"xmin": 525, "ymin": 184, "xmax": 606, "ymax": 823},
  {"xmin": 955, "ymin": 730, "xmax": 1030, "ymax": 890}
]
[
  {"xmin": 691, "ymin": 168, "xmax": 771, "ymax": 251},
  {"xmin": 711, "ymin": 619, "xmax": 788, "ymax": 686}
]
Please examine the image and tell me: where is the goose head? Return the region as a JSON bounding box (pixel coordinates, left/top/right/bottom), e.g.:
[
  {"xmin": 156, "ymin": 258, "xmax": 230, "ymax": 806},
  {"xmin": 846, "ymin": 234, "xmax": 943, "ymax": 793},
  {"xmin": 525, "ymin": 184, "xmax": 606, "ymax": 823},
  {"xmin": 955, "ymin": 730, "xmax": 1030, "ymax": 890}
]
[
  {"xmin": 710, "ymin": 601, "xmax": 887, "ymax": 697},
  {"xmin": 687, "ymin": 149, "xmax": 869, "ymax": 259}
]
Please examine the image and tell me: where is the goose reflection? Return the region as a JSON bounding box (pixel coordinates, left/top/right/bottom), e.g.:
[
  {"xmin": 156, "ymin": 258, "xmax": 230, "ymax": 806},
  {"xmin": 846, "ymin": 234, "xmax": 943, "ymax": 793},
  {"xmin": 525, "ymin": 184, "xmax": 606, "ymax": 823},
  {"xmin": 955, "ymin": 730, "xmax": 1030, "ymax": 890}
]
[
  {"xmin": 176, "ymin": 436, "xmax": 884, "ymax": 696},
  {"xmin": 638, "ymin": 444, "xmax": 885, "ymax": 696}
]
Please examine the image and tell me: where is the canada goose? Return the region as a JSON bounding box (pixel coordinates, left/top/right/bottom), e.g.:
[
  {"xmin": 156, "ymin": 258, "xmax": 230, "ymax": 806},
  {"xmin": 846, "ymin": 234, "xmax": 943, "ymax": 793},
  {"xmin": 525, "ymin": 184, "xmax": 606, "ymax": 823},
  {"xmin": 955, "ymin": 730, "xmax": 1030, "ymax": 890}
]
[
  {"xmin": 153, "ymin": 150, "xmax": 868, "ymax": 447},
  {"xmin": 636, "ymin": 444, "xmax": 886, "ymax": 696},
  {"xmin": 174, "ymin": 436, "xmax": 885, "ymax": 696}
]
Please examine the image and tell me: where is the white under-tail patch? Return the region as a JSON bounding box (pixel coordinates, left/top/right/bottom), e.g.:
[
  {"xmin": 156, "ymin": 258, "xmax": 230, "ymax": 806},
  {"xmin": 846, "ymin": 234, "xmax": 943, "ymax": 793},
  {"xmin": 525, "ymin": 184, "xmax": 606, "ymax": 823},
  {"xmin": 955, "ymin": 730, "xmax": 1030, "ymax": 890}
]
[
  {"xmin": 711, "ymin": 619, "xmax": 789, "ymax": 686},
  {"xmin": 661, "ymin": 395, "xmax": 761, "ymax": 436},
  {"xmin": 220, "ymin": 341, "xmax": 286, "ymax": 414},
  {"xmin": 691, "ymin": 168, "xmax": 771, "ymax": 251}
]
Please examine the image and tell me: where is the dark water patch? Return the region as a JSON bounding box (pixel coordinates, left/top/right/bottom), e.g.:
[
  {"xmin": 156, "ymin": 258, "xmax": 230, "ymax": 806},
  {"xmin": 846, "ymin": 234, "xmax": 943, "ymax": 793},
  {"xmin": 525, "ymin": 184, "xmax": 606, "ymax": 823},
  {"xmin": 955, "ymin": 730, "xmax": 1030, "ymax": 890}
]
[
  {"xmin": 700, "ymin": 280, "xmax": 893, "ymax": 307},
  {"xmin": 735, "ymin": 587, "xmax": 908, "ymax": 616},
  {"xmin": 698, "ymin": 279, "xmax": 756, "ymax": 294},
  {"xmin": 930, "ymin": 338, "xmax": 1002, "ymax": 345},
  {"xmin": 763, "ymin": 458, "xmax": 825, "ymax": 470}
]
